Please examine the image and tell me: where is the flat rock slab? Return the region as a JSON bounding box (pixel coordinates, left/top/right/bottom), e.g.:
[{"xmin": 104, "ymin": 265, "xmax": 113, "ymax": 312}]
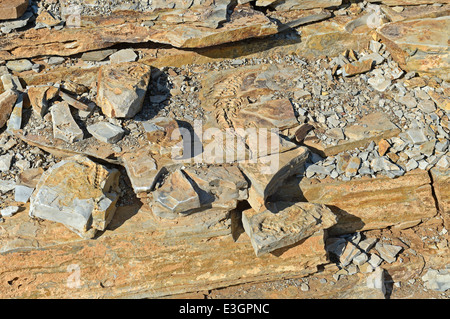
[
  {"xmin": 97, "ymin": 62, "xmax": 151, "ymax": 118},
  {"xmin": 29, "ymin": 155, "xmax": 120, "ymax": 238},
  {"xmin": 242, "ymin": 202, "xmax": 337, "ymax": 256},
  {"xmin": 183, "ymin": 165, "xmax": 248, "ymax": 210},
  {"xmin": 0, "ymin": 0, "xmax": 28, "ymax": 20},
  {"xmin": 87, "ymin": 122, "xmax": 125, "ymax": 144},
  {"xmin": 377, "ymin": 16, "xmax": 450, "ymax": 80},
  {"xmin": 0, "ymin": 89, "xmax": 18, "ymax": 128},
  {"xmin": 304, "ymin": 112, "xmax": 401, "ymax": 157},
  {"xmin": 430, "ymin": 168, "xmax": 450, "ymax": 230},
  {"xmin": 274, "ymin": 170, "xmax": 438, "ymax": 235},
  {"xmin": 50, "ymin": 101, "xmax": 84, "ymax": 143},
  {"xmin": 0, "ymin": 205, "xmax": 328, "ymax": 298}
]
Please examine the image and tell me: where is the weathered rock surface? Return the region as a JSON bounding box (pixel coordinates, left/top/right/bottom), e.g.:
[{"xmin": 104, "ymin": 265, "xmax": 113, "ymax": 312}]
[
  {"xmin": 50, "ymin": 101, "xmax": 84, "ymax": 143},
  {"xmin": 27, "ymin": 85, "xmax": 59, "ymax": 118},
  {"xmin": 430, "ymin": 168, "xmax": 450, "ymax": 230},
  {"xmin": 304, "ymin": 112, "xmax": 401, "ymax": 157},
  {"xmin": 377, "ymin": 17, "xmax": 450, "ymax": 80},
  {"xmin": 0, "ymin": 0, "xmax": 28, "ymax": 20},
  {"xmin": 274, "ymin": 170, "xmax": 438, "ymax": 235},
  {"xmin": 97, "ymin": 62, "xmax": 151, "ymax": 118},
  {"xmin": 422, "ymin": 269, "xmax": 450, "ymax": 292},
  {"xmin": 0, "ymin": 213, "xmax": 328, "ymax": 298},
  {"xmin": 151, "ymin": 169, "xmax": 202, "ymax": 219},
  {"xmin": 183, "ymin": 165, "xmax": 249, "ymax": 210},
  {"xmin": 242, "ymin": 202, "xmax": 336, "ymax": 256},
  {"xmin": 29, "ymin": 155, "xmax": 120, "ymax": 238},
  {"xmin": 239, "ymin": 146, "xmax": 310, "ymax": 212},
  {"xmin": 0, "ymin": 89, "xmax": 18, "ymax": 128},
  {"xmin": 87, "ymin": 122, "xmax": 125, "ymax": 144}
]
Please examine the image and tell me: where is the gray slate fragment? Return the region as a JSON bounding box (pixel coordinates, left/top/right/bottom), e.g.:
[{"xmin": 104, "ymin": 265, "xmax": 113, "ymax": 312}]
[
  {"xmin": 87, "ymin": 122, "xmax": 125, "ymax": 143},
  {"xmin": 51, "ymin": 102, "xmax": 84, "ymax": 143},
  {"xmin": 406, "ymin": 128, "xmax": 428, "ymax": 145},
  {"xmin": 0, "ymin": 154, "xmax": 13, "ymax": 172},
  {"xmin": 242, "ymin": 202, "xmax": 337, "ymax": 256},
  {"xmin": 0, "ymin": 206, "xmax": 19, "ymax": 217},
  {"xmin": 0, "ymin": 179, "xmax": 15, "ymax": 193},
  {"xmin": 375, "ymin": 243, "xmax": 402, "ymax": 263},
  {"xmin": 14, "ymin": 185, "xmax": 34, "ymax": 203}
]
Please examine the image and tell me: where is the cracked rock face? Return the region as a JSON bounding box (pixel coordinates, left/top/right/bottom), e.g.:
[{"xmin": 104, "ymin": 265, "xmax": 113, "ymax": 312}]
[
  {"xmin": 242, "ymin": 201, "xmax": 337, "ymax": 256},
  {"xmin": 29, "ymin": 155, "xmax": 120, "ymax": 238},
  {"xmin": 97, "ymin": 62, "xmax": 151, "ymax": 118}
]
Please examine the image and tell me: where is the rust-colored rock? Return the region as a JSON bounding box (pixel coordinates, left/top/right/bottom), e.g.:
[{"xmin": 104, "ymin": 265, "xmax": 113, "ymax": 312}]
[
  {"xmin": 97, "ymin": 62, "xmax": 151, "ymax": 118},
  {"xmin": 0, "ymin": 0, "xmax": 28, "ymax": 20},
  {"xmin": 0, "ymin": 89, "xmax": 18, "ymax": 128},
  {"xmin": 377, "ymin": 17, "xmax": 450, "ymax": 80},
  {"xmin": 274, "ymin": 170, "xmax": 438, "ymax": 235}
]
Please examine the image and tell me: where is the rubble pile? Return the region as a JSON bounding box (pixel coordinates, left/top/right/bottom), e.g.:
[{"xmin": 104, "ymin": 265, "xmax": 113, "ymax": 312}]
[{"xmin": 0, "ymin": 0, "xmax": 449, "ymax": 299}]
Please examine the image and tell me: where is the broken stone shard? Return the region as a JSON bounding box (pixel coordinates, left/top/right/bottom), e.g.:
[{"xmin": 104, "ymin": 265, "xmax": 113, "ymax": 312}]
[
  {"xmin": 29, "ymin": 155, "xmax": 120, "ymax": 238},
  {"xmin": 0, "ymin": 89, "xmax": 18, "ymax": 128},
  {"xmin": 239, "ymin": 146, "xmax": 310, "ymax": 212},
  {"xmin": 374, "ymin": 242, "xmax": 402, "ymax": 263},
  {"xmin": 183, "ymin": 165, "xmax": 248, "ymax": 210},
  {"xmin": 50, "ymin": 101, "xmax": 84, "ymax": 143},
  {"xmin": 87, "ymin": 122, "xmax": 125, "ymax": 144},
  {"xmin": 27, "ymin": 85, "xmax": 59, "ymax": 118},
  {"xmin": 97, "ymin": 62, "xmax": 151, "ymax": 118},
  {"xmin": 421, "ymin": 269, "xmax": 450, "ymax": 292},
  {"xmin": 151, "ymin": 169, "xmax": 201, "ymax": 219},
  {"xmin": 6, "ymin": 59, "xmax": 33, "ymax": 73},
  {"xmin": 0, "ymin": 206, "xmax": 19, "ymax": 217},
  {"xmin": 242, "ymin": 201, "xmax": 337, "ymax": 256},
  {"xmin": 6, "ymin": 92, "xmax": 23, "ymax": 132},
  {"xmin": 342, "ymin": 59, "xmax": 373, "ymax": 77}
]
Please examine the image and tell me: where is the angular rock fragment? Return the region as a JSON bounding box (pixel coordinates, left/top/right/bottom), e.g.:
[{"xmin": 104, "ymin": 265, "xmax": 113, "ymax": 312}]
[
  {"xmin": 87, "ymin": 122, "xmax": 125, "ymax": 144},
  {"xmin": 29, "ymin": 155, "xmax": 120, "ymax": 238},
  {"xmin": 0, "ymin": 154, "xmax": 13, "ymax": 172},
  {"xmin": 81, "ymin": 49, "xmax": 118, "ymax": 62},
  {"xmin": 421, "ymin": 269, "xmax": 450, "ymax": 292},
  {"xmin": 97, "ymin": 62, "xmax": 151, "ymax": 118},
  {"xmin": 0, "ymin": 206, "xmax": 19, "ymax": 217},
  {"xmin": 183, "ymin": 165, "xmax": 248, "ymax": 210},
  {"xmin": 304, "ymin": 112, "xmax": 401, "ymax": 157},
  {"xmin": 36, "ymin": 10, "xmax": 61, "ymax": 28},
  {"xmin": 1, "ymin": 74, "xmax": 23, "ymax": 91},
  {"xmin": 242, "ymin": 201, "xmax": 336, "ymax": 256},
  {"xmin": 18, "ymin": 167, "xmax": 44, "ymax": 188},
  {"xmin": 366, "ymin": 267, "xmax": 386, "ymax": 297},
  {"xmin": 374, "ymin": 242, "xmax": 402, "ymax": 263},
  {"xmin": 377, "ymin": 17, "xmax": 450, "ymax": 80},
  {"xmin": 50, "ymin": 101, "xmax": 84, "ymax": 143},
  {"xmin": 6, "ymin": 59, "xmax": 33, "ymax": 73},
  {"xmin": 342, "ymin": 59, "xmax": 373, "ymax": 77},
  {"xmin": 0, "ymin": 0, "xmax": 28, "ymax": 20},
  {"xmin": 6, "ymin": 92, "xmax": 23, "ymax": 132},
  {"xmin": 14, "ymin": 184, "xmax": 34, "ymax": 203},
  {"xmin": 0, "ymin": 89, "xmax": 18, "ymax": 128},
  {"xmin": 151, "ymin": 169, "xmax": 201, "ymax": 219},
  {"xmin": 239, "ymin": 146, "xmax": 310, "ymax": 212},
  {"xmin": 340, "ymin": 241, "xmax": 362, "ymax": 267},
  {"xmin": 109, "ymin": 49, "xmax": 137, "ymax": 64},
  {"xmin": 27, "ymin": 85, "xmax": 59, "ymax": 118}
]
